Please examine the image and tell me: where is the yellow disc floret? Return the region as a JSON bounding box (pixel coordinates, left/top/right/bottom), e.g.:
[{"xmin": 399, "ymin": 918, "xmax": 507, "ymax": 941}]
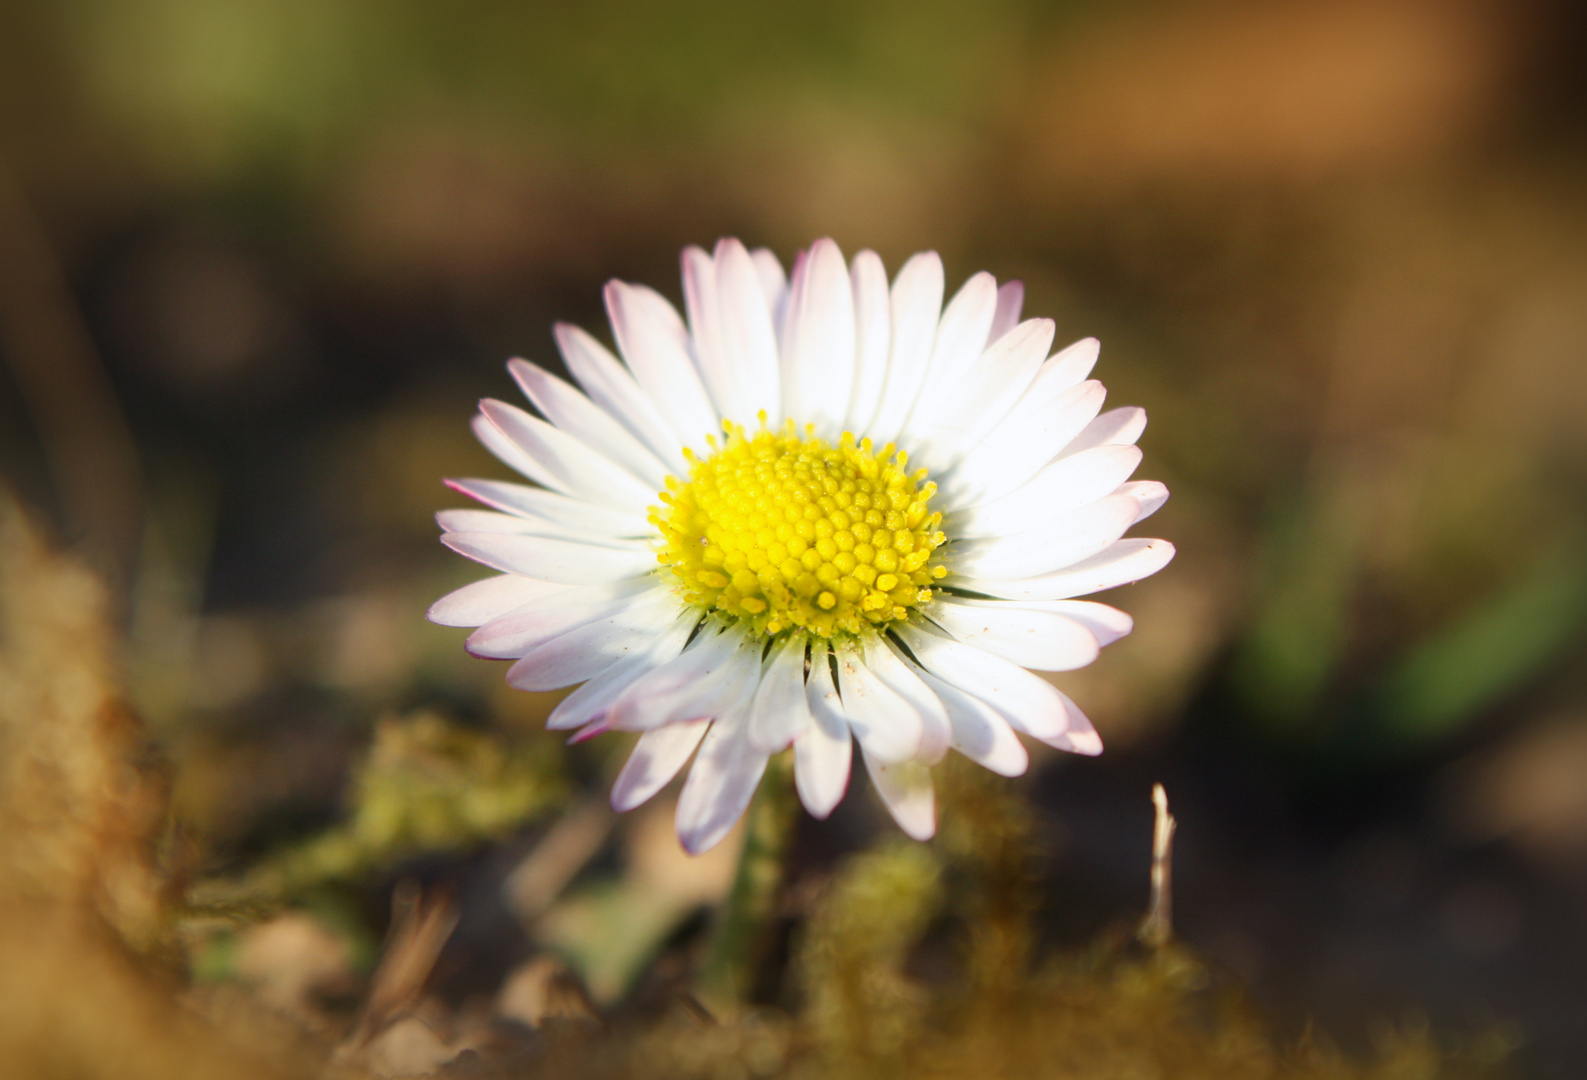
[{"xmin": 651, "ymin": 418, "xmax": 949, "ymax": 639}]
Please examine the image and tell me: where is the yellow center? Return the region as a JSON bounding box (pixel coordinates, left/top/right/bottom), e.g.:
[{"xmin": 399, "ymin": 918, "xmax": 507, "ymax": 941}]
[{"xmin": 651, "ymin": 419, "xmax": 948, "ymax": 639}]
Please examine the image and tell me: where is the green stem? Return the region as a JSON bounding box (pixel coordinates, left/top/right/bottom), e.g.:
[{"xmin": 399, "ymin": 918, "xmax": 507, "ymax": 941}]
[{"xmin": 697, "ymin": 752, "xmax": 797, "ymax": 1015}]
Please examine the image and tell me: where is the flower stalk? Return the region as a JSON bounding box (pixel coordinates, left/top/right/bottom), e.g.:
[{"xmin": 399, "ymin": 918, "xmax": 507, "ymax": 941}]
[{"xmin": 697, "ymin": 752, "xmax": 798, "ymax": 1014}]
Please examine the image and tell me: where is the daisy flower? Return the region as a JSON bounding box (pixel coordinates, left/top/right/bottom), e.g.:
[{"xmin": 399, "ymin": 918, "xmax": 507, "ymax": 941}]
[{"xmin": 430, "ymin": 239, "xmax": 1174, "ymax": 854}]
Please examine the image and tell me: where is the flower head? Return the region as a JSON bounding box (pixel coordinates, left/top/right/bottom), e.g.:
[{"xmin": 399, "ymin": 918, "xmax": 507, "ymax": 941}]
[{"xmin": 431, "ymin": 239, "xmax": 1174, "ymax": 853}]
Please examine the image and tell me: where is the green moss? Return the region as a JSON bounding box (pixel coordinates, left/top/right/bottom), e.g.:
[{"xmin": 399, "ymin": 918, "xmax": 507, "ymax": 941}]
[{"xmin": 249, "ymin": 711, "xmax": 567, "ymax": 897}]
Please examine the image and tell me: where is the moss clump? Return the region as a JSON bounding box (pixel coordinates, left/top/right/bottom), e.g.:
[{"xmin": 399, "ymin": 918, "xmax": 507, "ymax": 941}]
[{"xmin": 244, "ymin": 711, "xmax": 567, "ymax": 898}]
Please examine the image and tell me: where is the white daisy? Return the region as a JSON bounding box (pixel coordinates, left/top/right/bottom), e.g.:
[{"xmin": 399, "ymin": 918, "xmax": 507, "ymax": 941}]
[{"xmin": 430, "ymin": 238, "xmax": 1174, "ymax": 854}]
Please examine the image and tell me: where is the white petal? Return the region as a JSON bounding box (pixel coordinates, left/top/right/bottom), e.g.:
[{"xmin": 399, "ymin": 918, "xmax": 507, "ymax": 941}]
[
  {"xmin": 749, "ymin": 246, "xmax": 789, "ymax": 330},
  {"xmin": 472, "ymin": 412, "xmax": 554, "ymax": 488},
  {"xmin": 676, "ymin": 706, "xmax": 769, "ymax": 855},
  {"xmin": 906, "ymin": 270, "xmax": 997, "ymax": 431},
  {"xmin": 441, "ymin": 531, "xmax": 655, "ymax": 585},
  {"xmin": 940, "ymin": 597, "xmax": 1133, "ymax": 651},
  {"xmin": 861, "ymin": 746, "xmax": 935, "ymax": 840},
  {"xmin": 987, "ymin": 279, "xmax": 1024, "ymax": 346},
  {"xmin": 912, "ymin": 666, "xmax": 1028, "ymax": 777},
  {"xmin": 796, "ymin": 642, "xmax": 853, "ymax": 819},
  {"xmin": 941, "ymin": 379, "xmax": 1106, "ymax": 506},
  {"xmin": 867, "ymin": 251, "xmax": 944, "ymax": 446},
  {"xmin": 1047, "ymin": 689, "xmax": 1104, "ymax": 756},
  {"xmin": 547, "ymin": 661, "xmax": 645, "ymax": 729},
  {"xmin": 611, "ymin": 719, "xmax": 710, "ymax": 812},
  {"xmin": 682, "ymin": 245, "xmax": 736, "ymax": 421},
  {"xmin": 907, "ymin": 317, "xmax": 1053, "ymax": 470},
  {"xmin": 844, "ymin": 249, "xmax": 891, "ymax": 433},
  {"xmin": 954, "ymin": 537, "xmax": 1176, "ymax": 601},
  {"xmin": 1041, "ymin": 599, "xmax": 1134, "ymax": 645},
  {"xmin": 604, "ymin": 280, "xmax": 719, "ymax": 453},
  {"xmin": 1043, "ymin": 336, "xmax": 1100, "ymax": 392},
  {"xmin": 505, "ymin": 593, "xmax": 677, "ymax": 691},
  {"xmin": 863, "ymin": 637, "xmax": 950, "ymax": 765},
  {"xmin": 779, "ymin": 238, "xmax": 855, "ymax": 438},
  {"xmin": 508, "ymin": 358, "xmax": 669, "ymax": 489},
  {"xmin": 607, "ymin": 627, "xmax": 760, "ymax": 730},
  {"xmin": 554, "ymin": 323, "xmax": 689, "ymax": 473},
  {"xmin": 427, "ymin": 574, "xmax": 577, "ymax": 628},
  {"xmin": 445, "ymin": 477, "xmax": 651, "ymax": 539},
  {"xmin": 466, "ymin": 579, "xmax": 652, "ymax": 659},
  {"xmin": 748, "ymin": 635, "xmax": 813, "ymax": 753},
  {"xmin": 480, "ymin": 399, "xmax": 658, "ymax": 513},
  {"xmin": 895, "ymin": 623, "xmax": 1098, "ymax": 754},
  {"xmin": 947, "ymin": 492, "xmax": 1141, "ymax": 581},
  {"xmin": 832, "ymin": 641, "xmax": 922, "ymax": 764},
  {"xmin": 547, "ymin": 615, "xmax": 695, "ymax": 729},
  {"xmin": 436, "ymin": 508, "xmax": 541, "ymax": 534},
  {"xmin": 715, "ymin": 238, "xmax": 782, "ymax": 424},
  {"xmin": 568, "ymin": 718, "xmax": 609, "ymax": 744},
  {"xmin": 948, "ymin": 444, "xmax": 1141, "ymax": 537},
  {"xmin": 1059, "ymin": 406, "xmax": 1148, "ymax": 456},
  {"xmin": 929, "ymin": 597, "xmax": 1102, "ymax": 671},
  {"xmin": 1119, "ymin": 479, "xmax": 1170, "ymax": 523}
]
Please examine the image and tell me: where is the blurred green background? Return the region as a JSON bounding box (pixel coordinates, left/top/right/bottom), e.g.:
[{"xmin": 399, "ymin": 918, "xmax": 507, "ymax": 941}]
[{"xmin": 2, "ymin": 0, "xmax": 1586, "ymax": 1074}]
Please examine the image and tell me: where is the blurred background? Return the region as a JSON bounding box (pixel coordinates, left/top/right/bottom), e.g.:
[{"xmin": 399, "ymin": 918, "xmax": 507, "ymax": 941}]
[{"xmin": 2, "ymin": 0, "xmax": 1586, "ymax": 1075}]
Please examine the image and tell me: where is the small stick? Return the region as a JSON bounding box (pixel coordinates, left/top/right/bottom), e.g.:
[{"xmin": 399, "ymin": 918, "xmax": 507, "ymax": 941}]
[
  {"xmin": 1138, "ymin": 783, "xmax": 1177, "ymax": 948},
  {"xmin": 343, "ymin": 881, "xmax": 459, "ymax": 1051}
]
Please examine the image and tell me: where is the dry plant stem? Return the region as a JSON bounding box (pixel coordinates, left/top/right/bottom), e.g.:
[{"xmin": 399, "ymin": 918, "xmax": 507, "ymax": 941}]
[
  {"xmin": 344, "ymin": 881, "xmax": 459, "ymax": 1051},
  {"xmin": 0, "ymin": 167, "xmax": 143, "ymax": 588},
  {"xmin": 698, "ymin": 752, "xmax": 797, "ymax": 1015},
  {"xmin": 1139, "ymin": 783, "xmax": 1177, "ymax": 947}
]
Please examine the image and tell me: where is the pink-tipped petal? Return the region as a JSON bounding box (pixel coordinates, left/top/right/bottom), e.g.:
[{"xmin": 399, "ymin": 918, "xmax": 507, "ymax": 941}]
[
  {"xmin": 748, "ymin": 635, "xmax": 813, "ymax": 753},
  {"xmin": 715, "ymin": 238, "xmax": 782, "ymax": 423},
  {"xmin": 426, "ymin": 574, "xmax": 575, "ymax": 628},
  {"xmin": 612, "ymin": 719, "xmax": 711, "ymax": 813},
  {"xmin": 480, "ymin": 399, "xmax": 657, "ymax": 513},
  {"xmin": 779, "ymin": 238, "xmax": 855, "ymax": 438},
  {"xmin": 675, "ymin": 707, "xmax": 769, "ymax": 855},
  {"xmin": 912, "ymin": 665, "xmax": 1028, "ymax": 777},
  {"xmin": 907, "ymin": 270, "xmax": 998, "ymax": 431},
  {"xmin": 1060, "ymin": 406, "xmax": 1148, "ymax": 456},
  {"xmin": 894, "ymin": 624, "xmax": 1098, "ymax": 755},
  {"xmin": 947, "ymin": 492, "xmax": 1142, "ymax": 582},
  {"xmin": 440, "ymin": 531, "xmax": 654, "ymax": 585},
  {"xmin": 930, "ymin": 597, "xmax": 1102, "ymax": 672},
  {"xmin": 955, "ymin": 537, "xmax": 1176, "ymax": 601},
  {"xmin": 604, "ymin": 280, "xmax": 719, "ymax": 453},
  {"xmin": 795, "ymin": 642, "xmax": 853, "ymax": 819},
  {"xmin": 607, "ymin": 628, "xmax": 760, "ymax": 731},
  {"xmin": 832, "ymin": 641, "xmax": 923, "ymax": 765},
  {"xmin": 554, "ymin": 322, "xmax": 689, "ymax": 473},
  {"xmin": 507, "ymin": 358, "xmax": 670, "ymax": 488},
  {"xmin": 867, "ymin": 251, "xmax": 944, "ymax": 446},
  {"xmin": 861, "ymin": 747, "xmax": 935, "ymax": 841},
  {"xmin": 942, "ymin": 379, "xmax": 1106, "ymax": 506},
  {"xmin": 844, "ymin": 249, "xmax": 892, "ymax": 433},
  {"xmin": 987, "ymin": 279, "xmax": 1024, "ymax": 346}
]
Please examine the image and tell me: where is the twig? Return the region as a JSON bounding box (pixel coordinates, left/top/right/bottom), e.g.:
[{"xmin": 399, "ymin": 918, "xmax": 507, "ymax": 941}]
[
  {"xmin": 343, "ymin": 881, "xmax": 459, "ymax": 1052},
  {"xmin": 696, "ymin": 752, "xmax": 796, "ymax": 1015},
  {"xmin": 1138, "ymin": 783, "xmax": 1176, "ymax": 948},
  {"xmin": 0, "ymin": 165, "xmax": 142, "ymax": 589},
  {"xmin": 505, "ymin": 797, "xmax": 615, "ymax": 922}
]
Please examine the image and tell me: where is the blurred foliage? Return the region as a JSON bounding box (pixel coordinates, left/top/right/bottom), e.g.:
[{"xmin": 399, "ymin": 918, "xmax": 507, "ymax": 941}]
[
  {"xmin": 795, "ymin": 839, "xmax": 945, "ymax": 1061},
  {"xmin": 5, "ymin": 0, "xmax": 1587, "ymax": 1072},
  {"xmin": 0, "ymin": 495, "xmax": 1517, "ymax": 1077},
  {"xmin": 0, "ymin": 492, "xmax": 286, "ymax": 1077},
  {"xmin": 1368, "ymin": 535, "xmax": 1587, "ymax": 747},
  {"xmin": 245, "ymin": 711, "xmax": 568, "ymax": 898}
]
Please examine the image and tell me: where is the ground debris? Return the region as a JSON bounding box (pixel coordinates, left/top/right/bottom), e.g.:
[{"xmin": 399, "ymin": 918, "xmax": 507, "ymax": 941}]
[{"xmin": 0, "ymin": 492, "xmax": 1517, "ymax": 1079}]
